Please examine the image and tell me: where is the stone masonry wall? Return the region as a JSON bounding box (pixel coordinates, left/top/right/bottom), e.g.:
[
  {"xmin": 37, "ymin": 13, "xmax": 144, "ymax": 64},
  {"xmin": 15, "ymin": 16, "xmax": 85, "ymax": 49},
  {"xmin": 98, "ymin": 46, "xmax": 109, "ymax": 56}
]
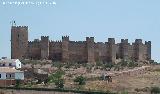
[
  {"xmin": 11, "ymin": 26, "xmax": 28, "ymax": 59},
  {"xmin": 11, "ymin": 26, "xmax": 151, "ymax": 63}
]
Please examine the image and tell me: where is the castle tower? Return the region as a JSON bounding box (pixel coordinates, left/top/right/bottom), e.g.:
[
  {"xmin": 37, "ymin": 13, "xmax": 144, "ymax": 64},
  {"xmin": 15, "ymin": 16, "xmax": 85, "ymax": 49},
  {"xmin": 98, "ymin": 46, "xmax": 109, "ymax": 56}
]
[
  {"xmin": 120, "ymin": 39, "xmax": 129, "ymax": 60},
  {"xmin": 86, "ymin": 37, "xmax": 95, "ymax": 63},
  {"xmin": 11, "ymin": 26, "xmax": 28, "ymax": 59},
  {"xmin": 62, "ymin": 36, "xmax": 69, "ymax": 62},
  {"xmin": 107, "ymin": 38, "xmax": 116, "ymax": 63},
  {"xmin": 40, "ymin": 36, "xmax": 49, "ymax": 59},
  {"xmin": 145, "ymin": 41, "xmax": 151, "ymax": 60},
  {"xmin": 134, "ymin": 39, "xmax": 143, "ymax": 61}
]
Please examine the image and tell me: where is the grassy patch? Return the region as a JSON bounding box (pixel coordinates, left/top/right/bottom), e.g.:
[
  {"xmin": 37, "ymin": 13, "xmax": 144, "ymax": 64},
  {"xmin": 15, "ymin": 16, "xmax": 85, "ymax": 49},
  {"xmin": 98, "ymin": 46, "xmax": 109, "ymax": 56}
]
[{"xmin": 151, "ymin": 87, "xmax": 160, "ymax": 94}]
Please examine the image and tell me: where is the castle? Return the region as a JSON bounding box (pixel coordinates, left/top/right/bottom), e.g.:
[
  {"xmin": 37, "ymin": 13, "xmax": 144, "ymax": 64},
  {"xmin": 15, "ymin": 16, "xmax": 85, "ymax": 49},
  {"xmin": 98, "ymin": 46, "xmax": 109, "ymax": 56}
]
[{"xmin": 11, "ymin": 26, "xmax": 151, "ymax": 63}]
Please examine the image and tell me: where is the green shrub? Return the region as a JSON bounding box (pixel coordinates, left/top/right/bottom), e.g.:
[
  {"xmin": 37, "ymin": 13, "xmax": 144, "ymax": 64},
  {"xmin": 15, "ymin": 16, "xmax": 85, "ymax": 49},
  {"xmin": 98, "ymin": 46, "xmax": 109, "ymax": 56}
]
[
  {"xmin": 151, "ymin": 87, "xmax": 160, "ymax": 94},
  {"xmin": 120, "ymin": 60, "xmax": 128, "ymax": 67},
  {"xmin": 48, "ymin": 70, "xmax": 65, "ymax": 83},
  {"xmin": 65, "ymin": 62, "xmax": 75, "ymax": 68},
  {"xmin": 26, "ymin": 82, "xmax": 32, "ymax": 88},
  {"xmin": 82, "ymin": 63, "xmax": 87, "ymax": 67},
  {"xmin": 52, "ymin": 62, "xmax": 64, "ymax": 69},
  {"xmin": 15, "ymin": 80, "xmax": 21, "ymax": 88},
  {"xmin": 120, "ymin": 91, "xmax": 128, "ymax": 94},
  {"xmin": 104, "ymin": 62, "xmax": 114, "ymax": 70},
  {"xmin": 55, "ymin": 79, "xmax": 64, "ymax": 88},
  {"xmin": 128, "ymin": 61, "xmax": 138, "ymax": 68},
  {"xmin": 96, "ymin": 61, "xmax": 103, "ymax": 66},
  {"xmin": 117, "ymin": 59, "xmax": 138, "ymax": 68},
  {"xmin": 74, "ymin": 75, "xmax": 86, "ymax": 85}
]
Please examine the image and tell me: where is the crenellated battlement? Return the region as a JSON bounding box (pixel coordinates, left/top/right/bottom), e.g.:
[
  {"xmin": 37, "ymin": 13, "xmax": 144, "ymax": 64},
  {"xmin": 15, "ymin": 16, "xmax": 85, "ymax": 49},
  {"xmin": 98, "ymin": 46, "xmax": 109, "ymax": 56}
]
[
  {"xmin": 49, "ymin": 40, "xmax": 62, "ymax": 46},
  {"xmin": 62, "ymin": 35, "xmax": 69, "ymax": 38},
  {"xmin": 28, "ymin": 40, "xmax": 40, "ymax": 43},
  {"xmin": 28, "ymin": 41, "xmax": 40, "ymax": 44},
  {"xmin": 97, "ymin": 42, "xmax": 105, "ymax": 45},
  {"xmin": 86, "ymin": 37, "xmax": 94, "ymax": 42},
  {"xmin": 11, "ymin": 24, "xmax": 151, "ymax": 62},
  {"xmin": 69, "ymin": 41, "xmax": 85, "ymax": 45},
  {"xmin": 108, "ymin": 38, "xmax": 115, "ymax": 44},
  {"xmin": 12, "ymin": 26, "xmax": 28, "ymax": 28},
  {"xmin": 11, "ymin": 26, "xmax": 28, "ymax": 33},
  {"xmin": 41, "ymin": 36, "xmax": 49, "ymax": 39},
  {"xmin": 75, "ymin": 41, "xmax": 85, "ymax": 43},
  {"xmin": 62, "ymin": 35, "xmax": 69, "ymax": 41},
  {"xmin": 12, "ymin": 26, "xmax": 28, "ymax": 30},
  {"xmin": 55, "ymin": 40, "xmax": 62, "ymax": 43},
  {"xmin": 28, "ymin": 38, "xmax": 41, "ymax": 44},
  {"xmin": 50, "ymin": 40, "xmax": 54, "ymax": 42},
  {"xmin": 28, "ymin": 41, "xmax": 33, "ymax": 43},
  {"xmin": 145, "ymin": 41, "xmax": 151, "ymax": 45},
  {"xmin": 121, "ymin": 39, "xmax": 128, "ymax": 44},
  {"xmin": 41, "ymin": 36, "xmax": 49, "ymax": 38},
  {"xmin": 86, "ymin": 37, "xmax": 94, "ymax": 39},
  {"xmin": 135, "ymin": 39, "xmax": 143, "ymax": 44}
]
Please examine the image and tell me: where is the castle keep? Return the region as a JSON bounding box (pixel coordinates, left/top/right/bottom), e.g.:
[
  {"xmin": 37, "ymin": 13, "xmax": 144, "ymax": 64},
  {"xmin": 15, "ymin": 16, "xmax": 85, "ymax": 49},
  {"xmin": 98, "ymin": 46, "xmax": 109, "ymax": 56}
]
[{"xmin": 11, "ymin": 26, "xmax": 151, "ymax": 63}]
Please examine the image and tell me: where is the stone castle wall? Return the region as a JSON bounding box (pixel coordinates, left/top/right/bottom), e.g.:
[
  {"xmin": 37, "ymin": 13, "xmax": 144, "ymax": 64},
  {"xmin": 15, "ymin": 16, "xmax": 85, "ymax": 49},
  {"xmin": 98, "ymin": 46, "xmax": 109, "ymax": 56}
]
[
  {"xmin": 28, "ymin": 40, "xmax": 41, "ymax": 59},
  {"xmin": 49, "ymin": 41, "xmax": 62, "ymax": 61},
  {"xmin": 69, "ymin": 41, "xmax": 87, "ymax": 62},
  {"xmin": 11, "ymin": 26, "xmax": 152, "ymax": 63}
]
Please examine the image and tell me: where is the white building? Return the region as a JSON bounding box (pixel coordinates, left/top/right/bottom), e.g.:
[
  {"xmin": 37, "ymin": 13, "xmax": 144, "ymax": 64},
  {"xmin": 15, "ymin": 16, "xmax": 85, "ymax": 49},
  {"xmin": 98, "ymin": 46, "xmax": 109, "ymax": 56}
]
[
  {"xmin": 0, "ymin": 67, "xmax": 24, "ymax": 80},
  {"xmin": 0, "ymin": 59, "xmax": 21, "ymax": 69}
]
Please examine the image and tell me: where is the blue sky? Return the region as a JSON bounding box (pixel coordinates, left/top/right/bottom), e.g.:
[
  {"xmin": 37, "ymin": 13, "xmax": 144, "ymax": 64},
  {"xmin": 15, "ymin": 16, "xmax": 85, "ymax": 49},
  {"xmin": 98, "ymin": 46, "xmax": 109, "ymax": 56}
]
[{"xmin": 0, "ymin": 0, "xmax": 159, "ymax": 62}]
